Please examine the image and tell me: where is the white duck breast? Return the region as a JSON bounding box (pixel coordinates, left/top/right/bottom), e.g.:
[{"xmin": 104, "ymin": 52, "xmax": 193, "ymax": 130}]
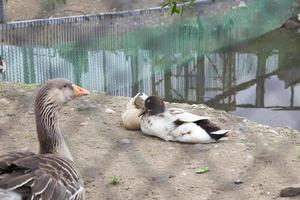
[
  {"xmin": 122, "ymin": 93, "xmax": 148, "ymax": 130},
  {"xmin": 141, "ymin": 107, "xmax": 229, "ymax": 143}
]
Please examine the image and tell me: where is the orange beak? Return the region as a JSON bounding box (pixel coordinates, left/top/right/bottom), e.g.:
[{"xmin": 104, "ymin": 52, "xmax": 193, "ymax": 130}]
[{"xmin": 72, "ymin": 84, "xmax": 90, "ymax": 97}]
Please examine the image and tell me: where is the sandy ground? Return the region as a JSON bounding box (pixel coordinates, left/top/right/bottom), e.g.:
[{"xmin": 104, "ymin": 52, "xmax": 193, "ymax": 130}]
[
  {"xmin": 5, "ymin": 0, "xmax": 163, "ymax": 21},
  {"xmin": 1, "ymin": 82, "xmax": 300, "ymax": 200}
]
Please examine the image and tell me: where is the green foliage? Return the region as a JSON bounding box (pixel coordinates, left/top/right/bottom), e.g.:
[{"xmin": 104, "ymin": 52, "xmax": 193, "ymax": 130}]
[
  {"xmin": 161, "ymin": 0, "xmax": 195, "ymax": 15},
  {"xmin": 110, "ymin": 176, "xmax": 120, "ymax": 186},
  {"xmin": 195, "ymin": 167, "xmax": 209, "ymax": 174}
]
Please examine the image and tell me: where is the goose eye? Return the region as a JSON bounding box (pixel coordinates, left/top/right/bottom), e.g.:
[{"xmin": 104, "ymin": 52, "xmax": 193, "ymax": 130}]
[{"xmin": 60, "ymin": 84, "xmax": 67, "ymax": 89}]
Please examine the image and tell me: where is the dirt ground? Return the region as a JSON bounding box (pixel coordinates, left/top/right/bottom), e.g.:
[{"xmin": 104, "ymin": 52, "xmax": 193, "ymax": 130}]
[
  {"xmin": 1, "ymin": 82, "xmax": 300, "ymax": 200},
  {"xmin": 5, "ymin": 0, "xmax": 163, "ymax": 21}
]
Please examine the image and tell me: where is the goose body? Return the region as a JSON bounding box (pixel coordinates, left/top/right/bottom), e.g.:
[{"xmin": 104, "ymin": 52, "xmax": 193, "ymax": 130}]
[
  {"xmin": 140, "ymin": 96, "xmax": 229, "ymax": 143},
  {"xmin": 0, "ymin": 79, "xmax": 90, "ymax": 199},
  {"xmin": 0, "ymin": 189, "xmax": 21, "ymax": 200},
  {"xmin": 121, "ymin": 92, "xmax": 148, "ymax": 130}
]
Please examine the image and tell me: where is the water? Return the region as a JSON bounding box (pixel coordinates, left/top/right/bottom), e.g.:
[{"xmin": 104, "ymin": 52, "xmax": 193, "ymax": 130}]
[{"xmin": 1, "ymin": 28, "xmax": 300, "ymax": 130}]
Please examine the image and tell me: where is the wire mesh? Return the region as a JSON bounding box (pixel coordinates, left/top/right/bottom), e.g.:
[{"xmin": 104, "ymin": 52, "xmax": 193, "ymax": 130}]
[{"xmin": 0, "ymin": 0, "xmax": 294, "ymax": 101}]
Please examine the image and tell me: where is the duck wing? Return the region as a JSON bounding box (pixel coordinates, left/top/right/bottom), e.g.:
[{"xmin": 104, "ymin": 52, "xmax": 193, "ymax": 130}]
[
  {"xmin": 167, "ymin": 108, "xmax": 210, "ymax": 123},
  {"xmin": 0, "ymin": 150, "xmax": 84, "ymax": 200},
  {"xmin": 168, "ymin": 108, "xmax": 229, "ymax": 141}
]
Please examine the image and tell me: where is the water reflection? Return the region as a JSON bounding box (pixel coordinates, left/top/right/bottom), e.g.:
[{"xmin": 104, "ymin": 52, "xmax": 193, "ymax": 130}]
[{"xmin": 1, "ymin": 28, "xmax": 300, "ymax": 130}]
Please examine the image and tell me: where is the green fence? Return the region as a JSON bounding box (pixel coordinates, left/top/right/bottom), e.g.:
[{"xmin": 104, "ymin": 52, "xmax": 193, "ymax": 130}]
[{"xmin": 0, "ymin": 0, "xmax": 295, "ymax": 98}]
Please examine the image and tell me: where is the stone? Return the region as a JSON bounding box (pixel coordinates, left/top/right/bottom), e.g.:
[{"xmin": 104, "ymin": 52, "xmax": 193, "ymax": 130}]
[
  {"xmin": 105, "ymin": 108, "xmax": 116, "ymax": 114},
  {"xmin": 119, "ymin": 138, "xmax": 131, "ymax": 144},
  {"xmin": 0, "ymin": 98, "xmax": 10, "ymax": 104},
  {"xmin": 234, "ymin": 180, "xmax": 243, "ymax": 184},
  {"xmin": 280, "ymin": 184, "xmax": 300, "ymax": 197}
]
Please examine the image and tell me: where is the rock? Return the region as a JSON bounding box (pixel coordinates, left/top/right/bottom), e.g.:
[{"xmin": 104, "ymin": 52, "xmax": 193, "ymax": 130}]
[
  {"xmin": 280, "ymin": 184, "xmax": 300, "ymax": 197},
  {"xmin": 284, "ymin": 19, "xmax": 300, "ymax": 29},
  {"xmin": 80, "ymin": 122, "xmax": 88, "ymax": 126},
  {"xmin": 105, "ymin": 108, "xmax": 116, "ymax": 114},
  {"xmin": 0, "ymin": 98, "xmax": 10, "ymax": 104},
  {"xmin": 119, "ymin": 138, "xmax": 131, "ymax": 144},
  {"xmin": 234, "ymin": 179, "xmax": 243, "ymax": 184}
]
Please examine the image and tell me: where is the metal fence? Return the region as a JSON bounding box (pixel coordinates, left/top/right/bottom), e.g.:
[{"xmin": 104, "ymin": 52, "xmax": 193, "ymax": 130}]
[{"xmin": 0, "ymin": 0, "xmax": 295, "ymax": 102}]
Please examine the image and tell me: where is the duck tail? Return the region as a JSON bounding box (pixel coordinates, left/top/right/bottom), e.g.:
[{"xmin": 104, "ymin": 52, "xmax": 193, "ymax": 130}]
[{"xmin": 208, "ymin": 130, "xmax": 229, "ymax": 140}]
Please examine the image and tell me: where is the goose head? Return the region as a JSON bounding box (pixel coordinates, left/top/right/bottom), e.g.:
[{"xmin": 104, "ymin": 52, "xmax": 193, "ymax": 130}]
[
  {"xmin": 139, "ymin": 96, "xmax": 165, "ymax": 116},
  {"xmin": 36, "ymin": 79, "xmax": 90, "ymax": 109}
]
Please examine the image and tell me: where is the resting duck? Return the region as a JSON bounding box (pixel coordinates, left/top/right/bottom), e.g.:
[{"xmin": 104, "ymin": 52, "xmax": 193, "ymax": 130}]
[
  {"xmin": 139, "ymin": 96, "xmax": 229, "ymax": 143},
  {"xmin": 0, "ymin": 56, "xmax": 6, "ymax": 80},
  {"xmin": 0, "ymin": 79, "xmax": 89, "ymax": 199},
  {"xmin": 121, "ymin": 92, "xmax": 148, "ymax": 130},
  {"xmin": 0, "ymin": 56, "xmax": 5, "ymax": 73}
]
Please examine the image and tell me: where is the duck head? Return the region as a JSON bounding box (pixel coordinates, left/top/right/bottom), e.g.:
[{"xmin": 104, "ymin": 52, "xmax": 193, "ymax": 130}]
[{"xmin": 139, "ymin": 96, "xmax": 165, "ymax": 116}]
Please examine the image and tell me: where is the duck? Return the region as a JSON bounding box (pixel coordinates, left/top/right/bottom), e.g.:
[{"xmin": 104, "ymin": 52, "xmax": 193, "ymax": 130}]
[
  {"xmin": 0, "ymin": 56, "xmax": 6, "ymax": 80},
  {"xmin": 0, "ymin": 56, "xmax": 6, "ymax": 74},
  {"xmin": 121, "ymin": 92, "xmax": 148, "ymax": 130},
  {"xmin": 139, "ymin": 96, "xmax": 229, "ymax": 143},
  {"xmin": 0, "ymin": 78, "xmax": 90, "ymax": 199}
]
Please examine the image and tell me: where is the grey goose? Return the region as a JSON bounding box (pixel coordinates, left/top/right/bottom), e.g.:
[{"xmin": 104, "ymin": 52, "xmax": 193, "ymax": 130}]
[{"xmin": 0, "ymin": 79, "xmax": 90, "ymax": 199}]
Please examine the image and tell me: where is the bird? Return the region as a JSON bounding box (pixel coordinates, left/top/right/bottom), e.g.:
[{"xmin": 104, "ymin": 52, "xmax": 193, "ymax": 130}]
[
  {"xmin": 0, "ymin": 78, "xmax": 90, "ymax": 199},
  {"xmin": 139, "ymin": 96, "xmax": 229, "ymax": 143},
  {"xmin": 121, "ymin": 92, "xmax": 148, "ymax": 130},
  {"xmin": 0, "ymin": 189, "xmax": 21, "ymax": 200},
  {"xmin": 0, "ymin": 56, "xmax": 6, "ymax": 80}
]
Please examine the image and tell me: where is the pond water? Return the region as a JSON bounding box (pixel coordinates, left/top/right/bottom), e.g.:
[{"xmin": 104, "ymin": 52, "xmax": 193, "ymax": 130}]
[{"xmin": 1, "ymin": 28, "xmax": 300, "ymax": 130}]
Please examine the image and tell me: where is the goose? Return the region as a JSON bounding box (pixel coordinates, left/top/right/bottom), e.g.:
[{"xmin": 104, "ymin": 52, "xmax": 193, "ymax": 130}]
[
  {"xmin": 0, "ymin": 78, "xmax": 90, "ymax": 199},
  {"xmin": 0, "ymin": 189, "xmax": 21, "ymax": 200},
  {"xmin": 121, "ymin": 92, "xmax": 148, "ymax": 130},
  {"xmin": 139, "ymin": 96, "xmax": 229, "ymax": 143}
]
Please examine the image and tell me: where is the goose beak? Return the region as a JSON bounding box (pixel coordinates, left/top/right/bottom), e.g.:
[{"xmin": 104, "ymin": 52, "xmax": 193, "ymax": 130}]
[{"xmin": 72, "ymin": 84, "xmax": 90, "ymax": 97}]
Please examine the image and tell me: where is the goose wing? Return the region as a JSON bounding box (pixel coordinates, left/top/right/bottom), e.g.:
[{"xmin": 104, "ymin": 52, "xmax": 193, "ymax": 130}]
[
  {"xmin": 0, "ymin": 151, "xmax": 84, "ymax": 200},
  {"xmin": 167, "ymin": 108, "xmax": 210, "ymax": 123}
]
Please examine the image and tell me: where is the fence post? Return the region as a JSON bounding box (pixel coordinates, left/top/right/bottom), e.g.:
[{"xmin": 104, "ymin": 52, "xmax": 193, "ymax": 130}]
[{"xmin": 0, "ymin": 0, "xmax": 7, "ymax": 23}]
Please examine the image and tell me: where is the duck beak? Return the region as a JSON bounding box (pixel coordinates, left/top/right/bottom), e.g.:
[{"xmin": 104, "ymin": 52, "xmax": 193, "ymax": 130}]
[
  {"xmin": 72, "ymin": 84, "xmax": 90, "ymax": 97},
  {"xmin": 138, "ymin": 107, "xmax": 147, "ymax": 117}
]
